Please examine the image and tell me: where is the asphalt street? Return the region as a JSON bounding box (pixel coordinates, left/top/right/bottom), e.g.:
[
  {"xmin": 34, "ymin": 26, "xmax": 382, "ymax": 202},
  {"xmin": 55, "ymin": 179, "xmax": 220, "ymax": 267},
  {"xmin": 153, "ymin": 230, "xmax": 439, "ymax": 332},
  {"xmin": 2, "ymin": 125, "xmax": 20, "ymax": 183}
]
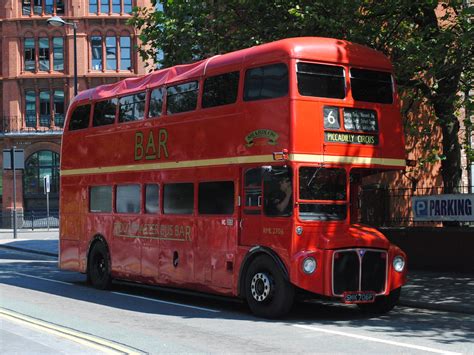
[{"xmin": 1, "ymin": 245, "xmax": 473, "ymax": 354}]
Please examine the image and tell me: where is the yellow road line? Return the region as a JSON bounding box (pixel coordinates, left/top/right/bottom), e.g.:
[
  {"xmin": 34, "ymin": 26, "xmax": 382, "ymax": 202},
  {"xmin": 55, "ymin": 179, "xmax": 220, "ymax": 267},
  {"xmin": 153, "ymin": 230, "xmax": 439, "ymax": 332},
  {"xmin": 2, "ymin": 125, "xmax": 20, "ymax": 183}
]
[{"xmin": 0, "ymin": 308, "xmax": 142, "ymax": 355}]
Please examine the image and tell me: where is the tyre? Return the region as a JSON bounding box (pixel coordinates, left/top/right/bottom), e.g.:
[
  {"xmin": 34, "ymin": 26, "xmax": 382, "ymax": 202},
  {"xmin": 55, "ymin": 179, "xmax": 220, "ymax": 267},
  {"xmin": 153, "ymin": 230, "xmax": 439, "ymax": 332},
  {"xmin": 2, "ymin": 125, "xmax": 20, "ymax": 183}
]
[
  {"xmin": 245, "ymin": 255, "xmax": 294, "ymax": 318},
  {"xmin": 358, "ymin": 287, "xmax": 401, "ymax": 314},
  {"xmin": 87, "ymin": 241, "xmax": 112, "ymax": 290}
]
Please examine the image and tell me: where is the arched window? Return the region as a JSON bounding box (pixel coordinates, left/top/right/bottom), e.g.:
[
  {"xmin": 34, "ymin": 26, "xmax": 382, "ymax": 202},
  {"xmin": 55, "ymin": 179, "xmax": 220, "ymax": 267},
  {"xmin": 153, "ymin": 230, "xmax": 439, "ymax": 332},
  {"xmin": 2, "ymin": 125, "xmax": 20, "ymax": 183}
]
[{"xmin": 23, "ymin": 150, "xmax": 60, "ymax": 196}]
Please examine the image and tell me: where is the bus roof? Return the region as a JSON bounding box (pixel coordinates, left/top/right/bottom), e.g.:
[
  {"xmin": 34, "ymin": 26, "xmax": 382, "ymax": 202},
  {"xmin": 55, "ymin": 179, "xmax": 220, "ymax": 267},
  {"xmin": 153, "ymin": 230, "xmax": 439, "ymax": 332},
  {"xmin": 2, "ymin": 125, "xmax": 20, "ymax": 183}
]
[{"xmin": 73, "ymin": 37, "xmax": 393, "ymax": 104}]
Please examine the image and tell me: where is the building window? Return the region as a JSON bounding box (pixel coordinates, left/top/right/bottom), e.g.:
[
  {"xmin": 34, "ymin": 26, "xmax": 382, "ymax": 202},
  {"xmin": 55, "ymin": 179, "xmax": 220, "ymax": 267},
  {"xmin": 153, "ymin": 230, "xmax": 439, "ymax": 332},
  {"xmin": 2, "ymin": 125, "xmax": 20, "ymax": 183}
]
[
  {"xmin": 91, "ymin": 35, "xmax": 103, "ymax": 70},
  {"xmin": 91, "ymin": 35, "xmax": 132, "ymax": 72},
  {"xmin": 124, "ymin": 0, "xmax": 132, "ymax": 13},
  {"xmin": 120, "ymin": 36, "xmax": 131, "ymax": 70},
  {"xmin": 112, "ymin": 0, "xmax": 121, "ymax": 13},
  {"xmin": 39, "ymin": 91, "xmax": 51, "ymax": 127},
  {"xmin": 54, "ymin": 90, "xmax": 65, "ymax": 127},
  {"xmin": 89, "ymin": 0, "xmax": 133, "ymax": 14},
  {"xmin": 89, "ymin": 0, "xmax": 98, "ymax": 13},
  {"xmin": 23, "ymin": 0, "xmax": 64, "ymax": 16},
  {"xmin": 53, "ymin": 37, "xmax": 64, "ymax": 71},
  {"xmin": 38, "ymin": 37, "xmax": 50, "ymax": 72},
  {"xmin": 25, "ymin": 91, "xmax": 37, "ymax": 127},
  {"xmin": 105, "ymin": 36, "xmax": 117, "ymax": 70},
  {"xmin": 23, "ymin": 36, "xmax": 64, "ymax": 73},
  {"xmin": 22, "ymin": 0, "xmax": 32, "ymax": 15},
  {"xmin": 24, "ymin": 150, "xmax": 60, "ymax": 196},
  {"xmin": 24, "ymin": 38, "xmax": 36, "ymax": 72},
  {"xmin": 101, "ymin": 0, "xmax": 109, "ymax": 14},
  {"xmin": 24, "ymin": 89, "xmax": 65, "ymax": 128}
]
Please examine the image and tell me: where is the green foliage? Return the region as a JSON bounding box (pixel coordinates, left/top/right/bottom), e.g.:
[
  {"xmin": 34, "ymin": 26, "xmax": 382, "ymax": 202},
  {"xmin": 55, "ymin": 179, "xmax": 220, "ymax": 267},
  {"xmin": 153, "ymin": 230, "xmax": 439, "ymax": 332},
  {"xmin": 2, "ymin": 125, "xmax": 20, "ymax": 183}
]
[{"xmin": 129, "ymin": 0, "xmax": 474, "ymax": 190}]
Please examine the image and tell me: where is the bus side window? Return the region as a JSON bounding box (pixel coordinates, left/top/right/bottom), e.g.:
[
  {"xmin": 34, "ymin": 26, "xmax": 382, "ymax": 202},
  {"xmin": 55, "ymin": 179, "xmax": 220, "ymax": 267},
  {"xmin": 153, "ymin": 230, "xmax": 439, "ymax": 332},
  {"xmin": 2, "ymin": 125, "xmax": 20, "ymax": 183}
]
[
  {"xmin": 244, "ymin": 168, "xmax": 262, "ymax": 208},
  {"xmin": 118, "ymin": 92, "xmax": 146, "ymax": 123},
  {"xmin": 116, "ymin": 184, "xmax": 140, "ymax": 214},
  {"xmin": 243, "ymin": 63, "xmax": 288, "ymax": 101},
  {"xmin": 90, "ymin": 186, "xmax": 112, "ymax": 213},
  {"xmin": 198, "ymin": 181, "xmax": 234, "ymax": 215},
  {"xmin": 145, "ymin": 183, "xmax": 159, "ymax": 214},
  {"xmin": 93, "ymin": 99, "xmax": 117, "ymax": 127},
  {"xmin": 202, "ymin": 71, "xmax": 240, "ymax": 108},
  {"xmin": 166, "ymin": 81, "xmax": 198, "ymax": 115},
  {"xmin": 148, "ymin": 87, "xmax": 164, "ymax": 118},
  {"xmin": 68, "ymin": 104, "xmax": 91, "ymax": 131},
  {"xmin": 163, "ymin": 183, "xmax": 194, "ymax": 215}
]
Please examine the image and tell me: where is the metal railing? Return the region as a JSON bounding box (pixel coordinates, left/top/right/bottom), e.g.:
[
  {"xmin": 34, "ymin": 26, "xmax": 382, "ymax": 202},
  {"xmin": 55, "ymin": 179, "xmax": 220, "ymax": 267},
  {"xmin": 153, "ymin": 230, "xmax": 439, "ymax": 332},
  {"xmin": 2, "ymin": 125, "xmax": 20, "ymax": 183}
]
[
  {"xmin": 1, "ymin": 115, "xmax": 64, "ymax": 134},
  {"xmin": 359, "ymin": 185, "xmax": 473, "ymax": 227},
  {"xmin": 1, "ymin": 210, "xmax": 59, "ymax": 229}
]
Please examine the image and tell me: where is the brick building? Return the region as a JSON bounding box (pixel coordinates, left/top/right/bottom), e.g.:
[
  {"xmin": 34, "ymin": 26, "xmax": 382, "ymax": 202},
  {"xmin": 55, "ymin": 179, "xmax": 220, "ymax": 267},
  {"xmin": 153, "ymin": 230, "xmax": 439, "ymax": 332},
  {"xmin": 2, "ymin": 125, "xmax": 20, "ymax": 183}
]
[{"xmin": 0, "ymin": 0, "xmax": 152, "ymax": 224}]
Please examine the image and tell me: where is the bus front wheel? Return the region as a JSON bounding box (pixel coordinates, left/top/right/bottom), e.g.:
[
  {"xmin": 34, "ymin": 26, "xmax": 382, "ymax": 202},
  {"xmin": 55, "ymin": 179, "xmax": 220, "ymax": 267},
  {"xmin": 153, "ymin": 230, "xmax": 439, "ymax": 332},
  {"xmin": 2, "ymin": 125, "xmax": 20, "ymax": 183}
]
[
  {"xmin": 245, "ymin": 255, "xmax": 294, "ymax": 318},
  {"xmin": 87, "ymin": 242, "xmax": 112, "ymax": 290}
]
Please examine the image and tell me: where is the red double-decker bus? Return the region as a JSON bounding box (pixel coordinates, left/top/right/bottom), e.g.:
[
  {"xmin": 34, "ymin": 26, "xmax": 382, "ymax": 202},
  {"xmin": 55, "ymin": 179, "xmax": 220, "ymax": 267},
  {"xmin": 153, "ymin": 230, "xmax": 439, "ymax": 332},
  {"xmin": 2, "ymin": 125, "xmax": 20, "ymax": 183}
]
[{"xmin": 60, "ymin": 37, "xmax": 407, "ymax": 318}]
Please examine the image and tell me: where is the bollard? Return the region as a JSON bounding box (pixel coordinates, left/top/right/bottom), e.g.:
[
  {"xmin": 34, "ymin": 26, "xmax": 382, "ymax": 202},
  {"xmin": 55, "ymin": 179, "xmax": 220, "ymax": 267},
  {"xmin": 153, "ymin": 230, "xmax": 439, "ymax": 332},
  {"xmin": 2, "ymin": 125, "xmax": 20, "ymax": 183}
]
[{"xmin": 31, "ymin": 211, "xmax": 35, "ymax": 231}]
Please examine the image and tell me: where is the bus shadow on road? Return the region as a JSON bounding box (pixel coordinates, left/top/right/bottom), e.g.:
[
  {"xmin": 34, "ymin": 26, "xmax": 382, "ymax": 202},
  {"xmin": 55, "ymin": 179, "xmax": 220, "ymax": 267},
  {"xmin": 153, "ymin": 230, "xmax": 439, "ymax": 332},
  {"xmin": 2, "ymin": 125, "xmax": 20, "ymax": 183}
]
[{"xmin": 1, "ymin": 258, "xmax": 473, "ymax": 347}]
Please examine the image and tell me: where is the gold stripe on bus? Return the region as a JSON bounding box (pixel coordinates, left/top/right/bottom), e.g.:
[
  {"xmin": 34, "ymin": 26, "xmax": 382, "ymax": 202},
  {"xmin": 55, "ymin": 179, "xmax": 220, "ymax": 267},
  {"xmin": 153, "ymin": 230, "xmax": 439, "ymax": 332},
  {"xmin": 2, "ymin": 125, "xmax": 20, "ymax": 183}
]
[
  {"xmin": 60, "ymin": 155, "xmax": 275, "ymax": 176},
  {"xmin": 60, "ymin": 154, "xmax": 406, "ymax": 176},
  {"xmin": 289, "ymin": 154, "xmax": 406, "ymax": 167}
]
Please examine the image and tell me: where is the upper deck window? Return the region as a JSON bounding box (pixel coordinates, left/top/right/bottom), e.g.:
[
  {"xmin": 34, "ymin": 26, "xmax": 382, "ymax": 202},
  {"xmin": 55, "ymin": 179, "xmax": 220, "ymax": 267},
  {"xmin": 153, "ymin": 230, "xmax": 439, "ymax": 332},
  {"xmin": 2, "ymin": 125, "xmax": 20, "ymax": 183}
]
[
  {"xmin": 118, "ymin": 92, "xmax": 146, "ymax": 123},
  {"xmin": 167, "ymin": 81, "xmax": 199, "ymax": 115},
  {"xmin": 69, "ymin": 104, "xmax": 91, "ymax": 131},
  {"xmin": 202, "ymin": 71, "xmax": 239, "ymax": 108},
  {"xmin": 93, "ymin": 99, "xmax": 117, "ymax": 127},
  {"xmin": 350, "ymin": 68, "xmax": 393, "ymax": 104},
  {"xmin": 244, "ymin": 63, "xmax": 288, "ymax": 101},
  {"xmin": 148, "ymin": 88, "xmax": 164, "ymax": 118},
  {"xmin": 297, "ymin": 63, "xmax": 345, "ymax": 99}
]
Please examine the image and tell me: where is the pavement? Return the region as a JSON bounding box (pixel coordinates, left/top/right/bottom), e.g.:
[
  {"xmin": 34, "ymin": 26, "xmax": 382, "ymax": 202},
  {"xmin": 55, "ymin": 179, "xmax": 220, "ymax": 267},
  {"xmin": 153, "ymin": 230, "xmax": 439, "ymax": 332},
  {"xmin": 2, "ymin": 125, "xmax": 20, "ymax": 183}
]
[{"xmin": 1, "ymin": 228, "xmax": 473, "ymax": 315}]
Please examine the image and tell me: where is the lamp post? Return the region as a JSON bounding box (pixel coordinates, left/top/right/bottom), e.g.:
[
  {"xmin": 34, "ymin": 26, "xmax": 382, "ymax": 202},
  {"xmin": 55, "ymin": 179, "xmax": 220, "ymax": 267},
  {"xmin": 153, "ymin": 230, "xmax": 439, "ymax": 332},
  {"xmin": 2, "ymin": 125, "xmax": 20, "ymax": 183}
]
[{"xmin": 47, "ymin": 16, "xmax": 78, "ymax": 96}]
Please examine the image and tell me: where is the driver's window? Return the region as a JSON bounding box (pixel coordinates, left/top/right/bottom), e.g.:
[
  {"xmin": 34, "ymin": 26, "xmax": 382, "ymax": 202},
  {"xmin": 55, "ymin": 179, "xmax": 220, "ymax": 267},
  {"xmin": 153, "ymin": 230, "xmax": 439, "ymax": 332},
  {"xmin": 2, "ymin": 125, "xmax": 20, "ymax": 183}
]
[{"xmin": 263, "ymin": 166, "xmax": 293, "ymax": 216}]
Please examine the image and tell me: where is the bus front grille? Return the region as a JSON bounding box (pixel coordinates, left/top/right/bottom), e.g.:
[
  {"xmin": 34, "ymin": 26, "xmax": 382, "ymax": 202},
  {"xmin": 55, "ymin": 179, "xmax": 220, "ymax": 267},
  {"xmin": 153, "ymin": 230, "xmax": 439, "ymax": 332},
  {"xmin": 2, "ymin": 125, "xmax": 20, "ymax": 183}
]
[{"xmin": 332, "ymin": 249, "xmax": 387, "ymax": 296}]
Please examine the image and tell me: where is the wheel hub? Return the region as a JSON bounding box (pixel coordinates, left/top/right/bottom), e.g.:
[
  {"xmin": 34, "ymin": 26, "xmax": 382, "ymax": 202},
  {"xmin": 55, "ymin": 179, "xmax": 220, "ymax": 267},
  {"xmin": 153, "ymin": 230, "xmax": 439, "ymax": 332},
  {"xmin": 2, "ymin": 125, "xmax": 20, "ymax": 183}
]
[{"xmin": 251, "ymin": 272, "xmax": 272, "ymax": 302}]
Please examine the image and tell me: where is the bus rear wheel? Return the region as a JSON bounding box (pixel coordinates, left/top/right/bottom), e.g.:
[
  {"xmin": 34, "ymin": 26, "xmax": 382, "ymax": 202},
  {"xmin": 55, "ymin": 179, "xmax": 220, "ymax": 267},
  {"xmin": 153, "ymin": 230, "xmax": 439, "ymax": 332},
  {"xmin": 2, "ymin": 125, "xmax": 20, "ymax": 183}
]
[
  {"xmin": 357, "ymin": 287, "xmax": 401, "ymax": 314},
  {"xmin": 245, "ymin": 255, "xmax": 294, "ymax": 318},
  {"xmin": 87, "ymin": 241, "xmax": 112, "ymax": 290}
]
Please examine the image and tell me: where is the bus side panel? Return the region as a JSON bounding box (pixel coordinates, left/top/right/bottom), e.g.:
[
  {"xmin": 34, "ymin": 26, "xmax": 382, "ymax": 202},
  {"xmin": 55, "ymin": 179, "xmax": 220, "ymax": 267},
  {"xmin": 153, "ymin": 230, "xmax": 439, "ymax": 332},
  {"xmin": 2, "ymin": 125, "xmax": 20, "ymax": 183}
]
[
  {"xmin": 158, "ymin": 215, "xmax": 195, "ymax": 286},
  {"xmin": 195, "ymin": 217, "xmax": 237, "ymax": 292}
]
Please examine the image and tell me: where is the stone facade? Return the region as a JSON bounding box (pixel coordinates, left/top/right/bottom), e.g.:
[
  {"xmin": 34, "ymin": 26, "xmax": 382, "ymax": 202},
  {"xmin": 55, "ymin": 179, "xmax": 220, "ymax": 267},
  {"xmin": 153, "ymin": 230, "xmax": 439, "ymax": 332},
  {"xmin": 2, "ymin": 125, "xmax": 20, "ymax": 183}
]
[{"xmin": 0, "ymin": 0, "xmax": 152, "ymax": 222}]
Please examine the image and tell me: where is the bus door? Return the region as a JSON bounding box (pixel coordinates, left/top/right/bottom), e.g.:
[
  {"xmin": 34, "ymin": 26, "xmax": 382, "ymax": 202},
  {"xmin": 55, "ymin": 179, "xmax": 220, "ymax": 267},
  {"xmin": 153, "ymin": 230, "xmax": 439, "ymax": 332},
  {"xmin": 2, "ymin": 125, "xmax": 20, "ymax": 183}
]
[
  {"xmin": 240, "ymin": 166, "xmax": 293, "ymax": 249},
  {"xmin": 240, "ymin": 167, "xmax": 263, "ymax": 246},
  {"xmin": 195, "ymin": 180, "xmax": 237, "ymax": 289}
]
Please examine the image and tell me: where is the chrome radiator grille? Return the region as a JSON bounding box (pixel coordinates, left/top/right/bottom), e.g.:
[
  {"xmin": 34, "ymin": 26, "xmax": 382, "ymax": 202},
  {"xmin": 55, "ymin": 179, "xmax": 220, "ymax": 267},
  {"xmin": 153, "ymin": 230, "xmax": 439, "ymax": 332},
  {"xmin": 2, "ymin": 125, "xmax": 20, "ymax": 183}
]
[{"xmin": 332, "ymin": 249, "xmax": 387, "ymax": 296}]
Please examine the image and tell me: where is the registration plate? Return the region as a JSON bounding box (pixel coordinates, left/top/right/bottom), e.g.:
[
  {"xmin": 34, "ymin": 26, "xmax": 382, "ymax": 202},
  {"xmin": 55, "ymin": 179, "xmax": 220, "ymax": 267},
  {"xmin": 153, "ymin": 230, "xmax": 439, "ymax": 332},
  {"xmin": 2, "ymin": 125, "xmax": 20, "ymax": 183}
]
[{"xmin": 343, "ymin": 291, "xmax": 376, "ymax": 304}]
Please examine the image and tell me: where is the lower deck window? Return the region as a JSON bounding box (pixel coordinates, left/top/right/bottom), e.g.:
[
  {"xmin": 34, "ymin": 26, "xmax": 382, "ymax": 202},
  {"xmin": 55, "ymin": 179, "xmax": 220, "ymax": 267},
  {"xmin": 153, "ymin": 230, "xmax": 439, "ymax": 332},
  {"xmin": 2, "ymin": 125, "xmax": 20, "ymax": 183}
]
[
  {"xmin": 198, "ymin": 181, "xmax": 234, "ymax": 215},
  {"xmin": 163, "ymin": 183, "xmax": 194, "ymax": 214},
  {"xmin": 116, "ymin": 184, "xmax": 140, "ymax": 213},
  {"xmin": 90, "ymin": 186, "xmax": 112, "ymax": 213}
]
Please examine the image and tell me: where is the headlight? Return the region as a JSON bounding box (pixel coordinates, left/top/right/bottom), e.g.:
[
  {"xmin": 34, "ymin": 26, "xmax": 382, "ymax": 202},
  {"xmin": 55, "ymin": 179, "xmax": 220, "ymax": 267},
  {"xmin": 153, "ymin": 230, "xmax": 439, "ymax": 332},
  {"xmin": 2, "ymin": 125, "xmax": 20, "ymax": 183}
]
[
  {"xmin": 302, "ymin": 257, "xmax": 317, "ymax": 274},
  {"xmin": 393, "ymin": 256, "xmax": 405, "ymax": 272}
]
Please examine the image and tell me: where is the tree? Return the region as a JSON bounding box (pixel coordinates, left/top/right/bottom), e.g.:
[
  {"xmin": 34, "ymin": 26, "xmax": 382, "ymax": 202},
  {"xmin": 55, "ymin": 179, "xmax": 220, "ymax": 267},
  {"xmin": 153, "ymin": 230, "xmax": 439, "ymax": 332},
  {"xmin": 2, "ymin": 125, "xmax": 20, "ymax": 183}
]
[{"xmin": 130, "ymin": 0, "xmax": 474, "ymax": 193}]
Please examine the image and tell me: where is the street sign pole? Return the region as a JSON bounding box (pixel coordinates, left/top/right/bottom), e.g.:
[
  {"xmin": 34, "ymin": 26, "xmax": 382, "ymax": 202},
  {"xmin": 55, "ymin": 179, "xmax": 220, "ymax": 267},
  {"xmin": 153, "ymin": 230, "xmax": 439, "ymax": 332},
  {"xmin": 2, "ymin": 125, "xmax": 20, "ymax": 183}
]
[
  {"xmin": 44, "ymin": 175, "xmax": 50, "ymax": 231},
  {"xmin": 12, "ymin": 147, "xmax": 17, "ymax": 239}
]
